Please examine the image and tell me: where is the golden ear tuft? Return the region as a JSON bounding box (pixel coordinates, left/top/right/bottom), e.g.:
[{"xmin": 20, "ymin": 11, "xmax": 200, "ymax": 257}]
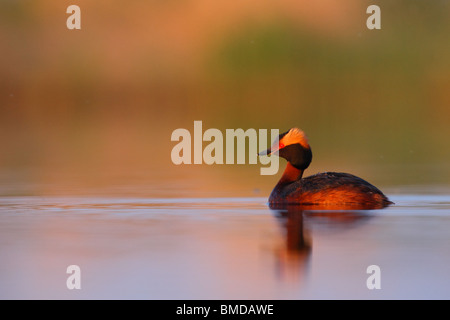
[{"xmin": 281, "ymin": 128, "xmax": 309, "ymax": 148}]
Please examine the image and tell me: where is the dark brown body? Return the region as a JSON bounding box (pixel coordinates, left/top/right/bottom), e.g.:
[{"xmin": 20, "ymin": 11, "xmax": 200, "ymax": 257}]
[{"xmin": 269, "ymin": 163, "xmax": 393, "ymax": 208}]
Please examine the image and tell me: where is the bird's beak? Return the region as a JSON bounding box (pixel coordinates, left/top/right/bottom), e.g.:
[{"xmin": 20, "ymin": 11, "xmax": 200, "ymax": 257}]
[
  {"xmin": 258, "ymin": 144, "xmax": 281, "ymax": 156},
  {"xmin": 258, "ymin": 148, "xmax": 271, "ymax": 156}
]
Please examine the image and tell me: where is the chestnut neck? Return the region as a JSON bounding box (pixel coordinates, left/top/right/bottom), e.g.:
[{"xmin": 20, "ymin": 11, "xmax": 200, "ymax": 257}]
[{"xmin": 278, "ymin": 162, "xmax": 304, "ymax": 185}]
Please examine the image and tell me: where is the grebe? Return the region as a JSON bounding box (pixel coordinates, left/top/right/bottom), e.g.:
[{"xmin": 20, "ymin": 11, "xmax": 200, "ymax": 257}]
[{"xmin": 258, "ymin": 128, "xmax": 393, "ymax": 208}]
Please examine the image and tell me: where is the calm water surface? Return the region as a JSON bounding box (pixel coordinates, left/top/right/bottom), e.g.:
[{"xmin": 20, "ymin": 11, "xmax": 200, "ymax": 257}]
[{"xmin": 1, "ymin": 192, "xmax": 450, "ymax": 299}]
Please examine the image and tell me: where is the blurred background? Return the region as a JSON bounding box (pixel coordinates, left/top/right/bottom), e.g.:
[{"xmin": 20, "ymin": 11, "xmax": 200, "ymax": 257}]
[{"xmin": 1, "ymin": 0, "xmax": 449, "ymax": 197}]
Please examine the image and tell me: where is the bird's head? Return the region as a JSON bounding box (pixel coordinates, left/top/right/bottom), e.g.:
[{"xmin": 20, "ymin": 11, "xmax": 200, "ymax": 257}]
[{"xmin": 258, "ymin": 128, "xmax": 312, "ymax": 170}]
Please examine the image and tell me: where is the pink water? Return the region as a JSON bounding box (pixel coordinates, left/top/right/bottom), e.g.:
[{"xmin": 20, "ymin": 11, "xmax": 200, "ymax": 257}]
[{"xmin": 1, "ymin": 192, "xmax": 450, "ymax": 299}]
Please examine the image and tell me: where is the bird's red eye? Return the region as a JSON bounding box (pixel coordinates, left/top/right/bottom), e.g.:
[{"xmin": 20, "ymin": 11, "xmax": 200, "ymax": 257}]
[{"xmin": 279, "ymin": 143, "xmax": 285, "ymax": 149}]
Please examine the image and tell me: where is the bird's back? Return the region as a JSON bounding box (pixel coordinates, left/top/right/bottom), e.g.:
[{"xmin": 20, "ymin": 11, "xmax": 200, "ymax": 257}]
[{"xmin": 269, "ymin": 172, "xmax": 392, "ymax": 207}]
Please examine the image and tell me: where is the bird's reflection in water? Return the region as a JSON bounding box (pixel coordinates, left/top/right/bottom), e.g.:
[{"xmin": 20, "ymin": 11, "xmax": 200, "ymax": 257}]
[
  {"xmin": 270, "ymin": 203, "xmax": 384, "ymax": 282},
  {"xmin": 271, "ymin": 204, "xmax": 312, "ymax": 283}
]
